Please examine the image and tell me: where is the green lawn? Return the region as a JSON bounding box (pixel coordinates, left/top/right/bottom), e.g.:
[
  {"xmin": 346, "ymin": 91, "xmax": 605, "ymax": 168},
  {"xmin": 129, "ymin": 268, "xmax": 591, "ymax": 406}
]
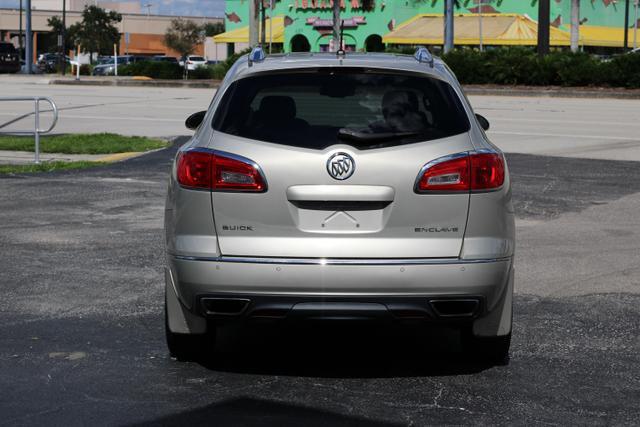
[
  {"xmin": 0, "ymin": 161, "xmax": 105, "ymax": 175},
  {"xmin": 0, "ymin": 133, "xmax": 168, "ymax": 155}
]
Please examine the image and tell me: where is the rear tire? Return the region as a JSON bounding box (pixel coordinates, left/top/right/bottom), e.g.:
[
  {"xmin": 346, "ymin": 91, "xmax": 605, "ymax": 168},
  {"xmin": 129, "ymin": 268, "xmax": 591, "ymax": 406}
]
[
  {"xmin": 461, "ymin": 329, "xmax": 511, "ymax": 366},
  {"xmin": 165, "ymin": 303, "xmax": 216, "ymax": 362}
]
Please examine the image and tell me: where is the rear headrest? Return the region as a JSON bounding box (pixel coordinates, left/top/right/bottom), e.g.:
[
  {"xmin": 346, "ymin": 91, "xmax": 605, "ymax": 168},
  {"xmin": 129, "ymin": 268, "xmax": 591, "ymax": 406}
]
[
  {"xmin": 382, "ymin": 90, "xmax": 420, "ymax": 117},
  {"xmin": 258, "ymin": 96, "xmax": 297, "ymax": 121}
]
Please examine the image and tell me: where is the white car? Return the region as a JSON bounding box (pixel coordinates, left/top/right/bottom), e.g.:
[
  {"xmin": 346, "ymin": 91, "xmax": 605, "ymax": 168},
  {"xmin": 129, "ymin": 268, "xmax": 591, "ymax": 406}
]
[{"xmin": 180, "ymin": 55, "xmax": 207, "ymax": 71}]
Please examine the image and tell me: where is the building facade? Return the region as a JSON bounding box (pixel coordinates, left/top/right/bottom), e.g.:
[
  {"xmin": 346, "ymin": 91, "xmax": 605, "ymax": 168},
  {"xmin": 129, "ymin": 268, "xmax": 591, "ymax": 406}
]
[
  {"xmin": 33, "ymin": 0, "xmax": 142, "ymax": 14},
  {"xmin": 0, "ymin": 7, "xmax": 222, "ymax": 61},
  {"xmin": 214, "ymin": 0, "xmax": 639, "ymax": 54}
]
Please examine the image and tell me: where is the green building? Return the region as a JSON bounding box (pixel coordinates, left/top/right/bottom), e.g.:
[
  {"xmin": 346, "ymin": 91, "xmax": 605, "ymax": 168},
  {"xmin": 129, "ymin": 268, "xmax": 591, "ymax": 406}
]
[{"xmin": 213, "ymin": 0, "xmax": 639, "ymax": 55}]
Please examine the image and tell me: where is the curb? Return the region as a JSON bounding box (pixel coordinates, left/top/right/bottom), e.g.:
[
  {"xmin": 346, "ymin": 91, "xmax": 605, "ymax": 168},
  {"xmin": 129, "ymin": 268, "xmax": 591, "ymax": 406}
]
[
  {"xmin": 49, "ymin": 78, "xmax": 220, "ymax": 89},
  {"xmin": 97, "ymin": 152, "xmax": 145, "ymax": 163},
  {"xmin": 463, "ymin": 85, "xmax": 640, "ymax": 100},
  {"xmin": 47, "ymin": 78, "xmax": 640, "ymax": 99}
]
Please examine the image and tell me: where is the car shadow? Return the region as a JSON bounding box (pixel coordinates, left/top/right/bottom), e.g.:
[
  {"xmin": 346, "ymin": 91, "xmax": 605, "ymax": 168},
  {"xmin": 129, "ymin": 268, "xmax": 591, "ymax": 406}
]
[
  {"xmin": 129, "ymin": 397, "xmax": 402, "ymax": 427},
  {"xmin": 195, "ymin": 322, "xmax": 497, "ymax": 378}
]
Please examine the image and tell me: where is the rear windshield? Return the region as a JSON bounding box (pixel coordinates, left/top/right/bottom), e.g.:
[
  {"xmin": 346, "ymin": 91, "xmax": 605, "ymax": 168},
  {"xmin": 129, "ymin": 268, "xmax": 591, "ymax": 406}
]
[
  {"xmin": 190, "ymin": 57, "xmax": 205, "ymax": 61},
  {"xmin": 212, "ymin": 68, "xmax": 470, "ymax": 150},
  {"xmin": 0, "ymin": 43, "xmax": 17, "ymax": 54}
]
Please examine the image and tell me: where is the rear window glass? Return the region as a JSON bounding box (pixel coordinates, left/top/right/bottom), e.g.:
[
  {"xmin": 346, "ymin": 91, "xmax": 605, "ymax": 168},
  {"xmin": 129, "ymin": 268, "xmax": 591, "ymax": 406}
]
[
  {"xmin": 190, "ymin": 57, "xmax": 205, "ymax": 61},
  {"xmin": 0, "ymin": 43, "xmax": 17, "ymax": 54},
  {"xmin": 212, "ymin": 68, "xmax": 470, "ymax": 150}
]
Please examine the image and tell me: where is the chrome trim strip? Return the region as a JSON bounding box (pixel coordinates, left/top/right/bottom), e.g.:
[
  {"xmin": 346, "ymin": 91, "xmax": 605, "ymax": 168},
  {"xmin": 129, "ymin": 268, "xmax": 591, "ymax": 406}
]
[{"xmin": 171, "ymin": 255, "xmax": 511, "ymax": 266}]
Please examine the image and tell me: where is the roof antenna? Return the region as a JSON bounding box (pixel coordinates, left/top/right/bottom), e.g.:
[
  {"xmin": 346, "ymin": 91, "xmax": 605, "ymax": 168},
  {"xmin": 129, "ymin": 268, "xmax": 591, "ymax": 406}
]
[{"xmin": 337, "ymin": 19, "xmax": 346, "ymax": 57}]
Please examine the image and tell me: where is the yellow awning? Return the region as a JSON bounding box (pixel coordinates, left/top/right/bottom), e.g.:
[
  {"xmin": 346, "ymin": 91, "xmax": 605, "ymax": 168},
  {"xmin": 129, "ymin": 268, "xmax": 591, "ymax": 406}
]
[
  {"xmin": 383, "ymin": 14, "xmax": 571, "ymax": 46},
  {"xmin": 213, "ymin": 16, "xmax": 285, "ymax": 44},
  {"xmin": 571, "ymin": 25, "xmax": 640, "ymax": 48}
]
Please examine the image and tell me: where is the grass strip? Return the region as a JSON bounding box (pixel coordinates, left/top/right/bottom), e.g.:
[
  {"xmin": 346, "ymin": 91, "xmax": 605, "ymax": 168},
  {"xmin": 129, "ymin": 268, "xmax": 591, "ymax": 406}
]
[
  {"xmin": 0, "ymin": 161, "xmax": 105, "ymax": 174},
  {"xmin": 0, "ymin": 133, "xmax": 168, "ymax": 155}
]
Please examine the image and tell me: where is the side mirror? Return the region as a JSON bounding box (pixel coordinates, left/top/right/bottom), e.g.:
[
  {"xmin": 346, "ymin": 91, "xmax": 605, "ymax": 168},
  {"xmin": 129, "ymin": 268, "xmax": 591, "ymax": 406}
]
[
  {"xmin": 185, "ymin": 111, "xmax": 206, "ymax": 130},
  {"xmin": 476, "ymin": 114, "xmax": 490, "ymax": 131}
]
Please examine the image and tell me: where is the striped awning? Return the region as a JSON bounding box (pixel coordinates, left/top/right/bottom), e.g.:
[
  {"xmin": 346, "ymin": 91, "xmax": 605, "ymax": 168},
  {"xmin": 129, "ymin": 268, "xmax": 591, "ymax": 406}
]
[
  {"xmin": 213, "ymin": 16, "xmax": 285, "ymax": 44},
  {"xmin": 383, "ymin": 14, "xmax": 571, "ymax": 46}
]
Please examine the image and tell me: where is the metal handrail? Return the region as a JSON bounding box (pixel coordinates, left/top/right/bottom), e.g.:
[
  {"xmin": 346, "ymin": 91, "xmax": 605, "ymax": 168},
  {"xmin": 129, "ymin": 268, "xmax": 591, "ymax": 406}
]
[{"xmin": 0, "ymin": 97, "xmax": 59, "ymax": 164}]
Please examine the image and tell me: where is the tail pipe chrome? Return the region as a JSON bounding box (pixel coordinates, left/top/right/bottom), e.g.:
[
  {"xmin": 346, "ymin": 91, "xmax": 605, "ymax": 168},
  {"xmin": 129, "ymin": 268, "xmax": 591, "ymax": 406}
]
[
  {"xmin": 429, "ymin": 298, "xmax": 481, "ymax": 318},
  {"xmin": 200, "ymin": 298, "xmax": 250, "ymax": 316}
]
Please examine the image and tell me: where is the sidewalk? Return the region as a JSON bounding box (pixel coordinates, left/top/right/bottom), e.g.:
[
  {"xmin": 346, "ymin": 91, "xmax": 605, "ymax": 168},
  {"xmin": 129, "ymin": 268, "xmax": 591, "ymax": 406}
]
[
  {"xmin": 0, "ymin": 150, "xmax": 143, "ymax": 165},
  {"xmin": 464, "ymin": 84, "xmax": 640, "ymax": 99},
  {"xmin": 0, "ymin": 74, "xmax": 219, "ymax": 88},
  {"xmin": 51, "ymin": 77, "xmax": 640, "ymax": 99},
  {"xmin": 49, "ymin": 76, "xmax": 220, "ymax": 89}
]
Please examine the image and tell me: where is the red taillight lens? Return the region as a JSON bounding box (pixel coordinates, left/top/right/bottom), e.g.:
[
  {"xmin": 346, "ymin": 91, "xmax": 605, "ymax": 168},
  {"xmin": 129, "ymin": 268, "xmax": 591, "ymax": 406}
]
[
  {"xmin": 177, "ymin": 151, "xmax": 213, "ymax": 189},
  {"xmin": 416, "ymin": 152, "xmax": 504, "ymax": 193},
  {"xmin": 213, "ymin": 154, "xmax": 266, "ymax": 192},
  {"xmin": 470, "ymin": 153, "xmax": 505, "ymax": 191},
  {"xmin": 416, "ymin": 155, "xmax": 470, "ymax": 192},
  {"xmin": 177, "ymin": 150, "xmax": 266, "ymax": 192}
]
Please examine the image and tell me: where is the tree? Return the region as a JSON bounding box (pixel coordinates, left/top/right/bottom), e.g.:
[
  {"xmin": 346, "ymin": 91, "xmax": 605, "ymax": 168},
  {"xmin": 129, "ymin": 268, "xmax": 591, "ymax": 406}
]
[
  {"xmin": 164, "ymin": 19, "xmax": 205, "ymax": 78},
  {"xmin": 47, "ymin": 16, "xmax": 78, "ymax": 53},
  {"xmin": 332, "ymin": 0, "xmax": 341, "ymax": 52},
  {"xmin": 202, "ymin": 22, "xmax": 224, "ymax": 37},
  {"xmin": 537, "ymin": 0, "xmax": 550, "ymax": 56},
  {"xmin": 570, "ymin": 0, "xmax": 580, "ymax": 53},
  {"xmin": 68, "ymin": 6, "xmax": 122, "ymax": 62}
]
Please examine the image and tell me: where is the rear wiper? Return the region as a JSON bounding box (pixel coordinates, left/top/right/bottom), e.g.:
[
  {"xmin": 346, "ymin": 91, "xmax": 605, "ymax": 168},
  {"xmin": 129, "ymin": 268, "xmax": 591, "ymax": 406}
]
[{"xmin": 337, "ymin": 128, "xmax": 420, "ymax": 142}]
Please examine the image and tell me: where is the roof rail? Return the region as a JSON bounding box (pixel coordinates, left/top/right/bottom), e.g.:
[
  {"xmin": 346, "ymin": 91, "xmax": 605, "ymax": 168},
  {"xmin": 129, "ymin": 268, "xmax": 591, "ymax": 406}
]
[
  {"xmin": 248, "ymin": 46, "xmax": 266, "ymax": 67},
  {"xmin": 414, "ymin": 46, "xmax": 434, "ymax": 68}
]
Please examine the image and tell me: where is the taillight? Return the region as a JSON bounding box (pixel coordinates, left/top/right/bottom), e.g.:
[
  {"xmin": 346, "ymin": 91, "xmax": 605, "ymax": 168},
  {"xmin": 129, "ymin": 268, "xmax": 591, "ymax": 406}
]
[
  {"xmin": 416, "ymin": 154, "xmax": 470, "ymax": 192},
  {"xmin": 415, "ymin": 152, "xmax": 504, "ymax": 193},
  {"xmin": 213, "ymin": 153, "xmax": 266, "ymax": 192},
  {"xmin": 470, "ymin": 153, "xmax": 505, "ymax": 191},
  {"xmin": 177, "ymin": 150, "xmax": 212, "ymax": 189},
  {"xmin": 176, "ymin": 150, "xmax": 266, "ymax": 192}
]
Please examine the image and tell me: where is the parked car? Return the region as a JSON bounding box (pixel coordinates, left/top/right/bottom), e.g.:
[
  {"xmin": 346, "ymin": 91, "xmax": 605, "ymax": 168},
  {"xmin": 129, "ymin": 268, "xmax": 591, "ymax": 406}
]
[
  {"xmin": 92, "ymin": 55, "xmax": 148, "ymax": 76},
  {"xmin": 165, "ymin": 47, "xmax": 515, "ymax": 364},
  {"xmin": 0, "ymin": 42, "xmax": 21, "ymax": 74},
  {"xmin": 152, "ymin": 55, "xmax": 179, "ymax": 64},
  {"xmin": 37, "ymin": 53, "xmax": 70, "ymax": 73},
  {"xmin": 179, "ymin": 55, "xmax": 207, "ymax": 70},
  {"xmin": 96, "ymin": 56, "xmax": 114, "ymax": 65}
]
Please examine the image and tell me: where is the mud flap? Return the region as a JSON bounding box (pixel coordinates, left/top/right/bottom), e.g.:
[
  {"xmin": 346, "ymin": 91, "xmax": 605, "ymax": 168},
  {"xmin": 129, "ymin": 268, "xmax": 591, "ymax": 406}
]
[
  {"xmin": 165, "ymin": 267, "xmax": 207, "ymax": 335},
  {"xmin": 472, "ymin": 262, "xmax": 513, "ymax": 337}
]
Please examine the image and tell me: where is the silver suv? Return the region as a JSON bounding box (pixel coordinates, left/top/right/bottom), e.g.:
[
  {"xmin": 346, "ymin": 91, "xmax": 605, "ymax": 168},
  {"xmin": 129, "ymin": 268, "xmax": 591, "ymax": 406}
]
[{"xmin": 164, "ymin": 48, "xmax": 515, "ymax": 364}]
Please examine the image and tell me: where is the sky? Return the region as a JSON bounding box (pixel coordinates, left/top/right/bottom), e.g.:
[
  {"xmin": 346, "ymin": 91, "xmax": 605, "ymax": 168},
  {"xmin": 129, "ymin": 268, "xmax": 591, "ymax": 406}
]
[{"xmin": 0, "ymin": 0, "xmax": 226, "ymax": 17}]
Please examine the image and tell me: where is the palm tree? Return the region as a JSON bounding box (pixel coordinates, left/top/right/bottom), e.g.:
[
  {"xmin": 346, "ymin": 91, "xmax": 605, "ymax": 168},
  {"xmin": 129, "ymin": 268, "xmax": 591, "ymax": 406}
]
[
  {"xmin": 332, "ymin": 0, "xmax": 341, "ymax": 52},
  {"xmin": 570, "ymin": 0, "xmax": 580, "ymax": 52}
]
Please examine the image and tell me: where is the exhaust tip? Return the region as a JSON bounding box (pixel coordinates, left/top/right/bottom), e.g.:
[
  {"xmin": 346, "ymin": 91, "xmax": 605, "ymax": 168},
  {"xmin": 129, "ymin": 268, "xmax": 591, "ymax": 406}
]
[
  {"xmin": 429, "ymin": 299, "xmax": 480, "ymax": 318},
  {"xmin": 201, "ymin": 298, "xmax": 250, "ymax": 316}
]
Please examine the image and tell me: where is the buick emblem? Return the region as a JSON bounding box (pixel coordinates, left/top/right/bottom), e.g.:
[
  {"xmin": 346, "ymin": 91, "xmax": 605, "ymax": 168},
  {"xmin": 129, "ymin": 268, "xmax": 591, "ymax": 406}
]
[{"xmin": 327, "ymin": 152, "xmax": 355, "ymax": 180}]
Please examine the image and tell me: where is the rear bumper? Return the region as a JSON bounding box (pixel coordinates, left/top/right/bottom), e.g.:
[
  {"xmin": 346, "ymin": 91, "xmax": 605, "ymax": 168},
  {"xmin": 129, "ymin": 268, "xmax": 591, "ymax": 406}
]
[
  {"xmin": 197, "ymin": 294, "xmax": 485, "ymax": 323},
  {"xmin": 167, "ymin": 255, "xmax": 513, "ymax": 319}
]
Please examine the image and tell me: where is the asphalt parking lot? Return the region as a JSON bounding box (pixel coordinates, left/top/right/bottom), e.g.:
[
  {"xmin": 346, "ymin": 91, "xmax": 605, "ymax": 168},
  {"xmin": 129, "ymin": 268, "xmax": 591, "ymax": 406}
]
[{"xmin": 1, "ymin": 133, "xmax": 639, "ymax": 425}]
